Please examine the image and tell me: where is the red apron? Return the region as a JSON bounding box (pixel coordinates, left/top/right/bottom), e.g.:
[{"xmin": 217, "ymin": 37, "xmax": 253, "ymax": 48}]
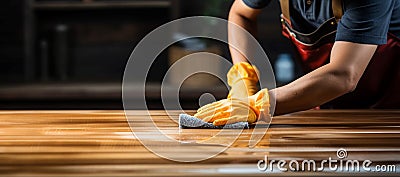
[{"xmin": 281, "ymin": 10, "xmax": 400, "ymax": 109}]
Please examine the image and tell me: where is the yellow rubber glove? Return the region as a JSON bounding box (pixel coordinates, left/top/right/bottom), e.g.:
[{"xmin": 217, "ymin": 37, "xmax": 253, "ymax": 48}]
[
  {"xmin": 194, "ymin": 88, "xmax": 270, "ymax": 126},
  {"xmin": 227, "ymin": 62, "xmax": 260, "ymax": 99}
]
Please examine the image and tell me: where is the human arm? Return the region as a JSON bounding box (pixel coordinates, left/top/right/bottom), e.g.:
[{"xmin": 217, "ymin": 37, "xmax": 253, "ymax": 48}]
[
  {"xmin": 197, "ymin": 0, "xmax": 387, "ymax": 123},
  {"xmin": 226, "ymin": 0, "xmax": 265, "ymax": 98},
  {"xmin": 228, "ymin": 0, "xmax": 262, "ymax": 64},
  {"xmin": 273, "ymin": 0, "xmax": 394, "ymax": 115},
  {"xmin": 196, "ymin": 41, "xmax": 377, "ymax": 124},
  {"xmin": 272, "ymin": 41, "xmax": 377, "ymax": 115}
]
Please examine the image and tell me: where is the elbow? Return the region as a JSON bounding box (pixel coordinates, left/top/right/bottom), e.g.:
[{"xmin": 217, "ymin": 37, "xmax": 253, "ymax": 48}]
[
  {"xmin": 331, "ymin": 68, "xmax": 361, "ymax": 94},
  {"xmin": 343, "ymin": 76, "xmax": 358, "ymax": 93}
]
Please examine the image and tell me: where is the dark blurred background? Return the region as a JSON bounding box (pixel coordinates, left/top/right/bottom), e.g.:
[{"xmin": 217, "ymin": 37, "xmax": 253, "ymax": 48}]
[{"xmin": 0, "ymin": 0, "xmax": 300, "ymax": 110}]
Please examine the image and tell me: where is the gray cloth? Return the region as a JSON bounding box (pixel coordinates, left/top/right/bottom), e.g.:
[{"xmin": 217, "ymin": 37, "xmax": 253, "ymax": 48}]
[{"xmin": 179, "ymin": 114, "xmax": 249, "ymax": 129}]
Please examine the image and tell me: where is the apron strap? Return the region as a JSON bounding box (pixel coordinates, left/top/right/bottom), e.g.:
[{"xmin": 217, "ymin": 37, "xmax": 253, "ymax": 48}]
[
  {"xmin": 332, "ymin": 0, "xmax": 343, "ymax": 22},
  {"xmin": 280, "ymin": 0, "xmax": 343, "ymax": 24}
]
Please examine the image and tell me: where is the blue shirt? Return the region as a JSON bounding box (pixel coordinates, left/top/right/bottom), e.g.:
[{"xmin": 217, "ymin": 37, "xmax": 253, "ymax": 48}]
[{"xmin": 242, "ymin": 0, "xmax": 400, "ymax": 45}]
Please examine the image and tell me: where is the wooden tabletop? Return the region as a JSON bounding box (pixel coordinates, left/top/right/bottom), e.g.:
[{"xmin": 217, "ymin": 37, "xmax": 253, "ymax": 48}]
[{"xmin": 0, "ymin": 110, "xmax": 399, "ymax": 176}]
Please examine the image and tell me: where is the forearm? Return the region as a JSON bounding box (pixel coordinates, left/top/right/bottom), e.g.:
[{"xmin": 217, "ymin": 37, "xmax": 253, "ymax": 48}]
[
  {"xmin": 271, "ymin": 64, "xmax": 354, "ymax": 115},
  {"xmin": 228, "ymin": 0, "xmax": 260, "ymax": 64},
  {"xmin": 271, "ymin": 41, "xmax": 377, "ymax": 116}
]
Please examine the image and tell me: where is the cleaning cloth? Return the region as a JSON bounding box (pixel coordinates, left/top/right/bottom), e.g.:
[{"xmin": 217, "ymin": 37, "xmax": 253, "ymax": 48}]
[{"xmin": 179, "ymin": 114, "xmax": 249, "ymax": 129}]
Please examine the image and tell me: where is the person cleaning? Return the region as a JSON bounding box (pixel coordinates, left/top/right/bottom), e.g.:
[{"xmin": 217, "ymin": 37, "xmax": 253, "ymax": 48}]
[{"xmin": 194, "ymin": 0, "xmax": 400, "ymax": 126}]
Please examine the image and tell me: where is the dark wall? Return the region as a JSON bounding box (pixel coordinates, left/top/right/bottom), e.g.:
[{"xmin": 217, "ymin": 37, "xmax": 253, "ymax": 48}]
[{"xmin": 0, "ymin": 0, "xmax": 25, "ymax": 83}]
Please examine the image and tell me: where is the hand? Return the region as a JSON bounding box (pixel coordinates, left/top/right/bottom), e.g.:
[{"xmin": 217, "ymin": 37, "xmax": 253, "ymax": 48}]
[
  {"xmin": 227, "ymin": 62, "xmax": 260, "ymax": 99},
  {"xmin": 195, "ymin": 89, "xmax": 270, "ymax": 126},
  {"xmin": 194, "ymin": 98, "xmax": 258, "ymax": 126}
]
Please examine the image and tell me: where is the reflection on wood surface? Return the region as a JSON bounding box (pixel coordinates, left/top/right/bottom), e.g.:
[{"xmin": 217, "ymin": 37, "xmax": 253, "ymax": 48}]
[{"xmin": 0, "ymin": 110, "xmax": 399, "ymax": 176}]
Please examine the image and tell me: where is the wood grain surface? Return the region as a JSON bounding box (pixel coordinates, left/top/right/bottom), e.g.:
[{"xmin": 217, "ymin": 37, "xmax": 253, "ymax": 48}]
[{"xmin": 0, "ymin": 110, "xmax": 399, "ymax": 176}]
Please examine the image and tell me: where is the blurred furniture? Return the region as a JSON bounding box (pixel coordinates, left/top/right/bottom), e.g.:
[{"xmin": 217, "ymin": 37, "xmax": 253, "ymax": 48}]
[
  {"xmin": 168, "ymin": 45, "xmax": 223, "ymax": 88},
  {"xmin": 24, "ymin": 0, "xmax": 180, "ymax": 82},
  {"xmin": 0, "ymin": 0, "xmax": 232, "ymax": 109},
  {"xmin": 0, "ymin": 0, "xmax": 295, "ymax": 109},
  {"xmin": 0, "ymin": 83, "xmax": 227, "ymax": 109}
]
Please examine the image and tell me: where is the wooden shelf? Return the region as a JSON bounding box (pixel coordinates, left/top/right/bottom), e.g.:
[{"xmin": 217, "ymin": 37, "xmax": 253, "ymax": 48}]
[
  {"xmin": 0, "ymin": 82, "xmax": 226, "ymax": 109},
  {"xmin": 0, "ymin": 83, "xmax": 227, "ymax": 100},
  {"xmin": 33, "ymin": 1, "xmax": 172, "ymax": 10}
]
